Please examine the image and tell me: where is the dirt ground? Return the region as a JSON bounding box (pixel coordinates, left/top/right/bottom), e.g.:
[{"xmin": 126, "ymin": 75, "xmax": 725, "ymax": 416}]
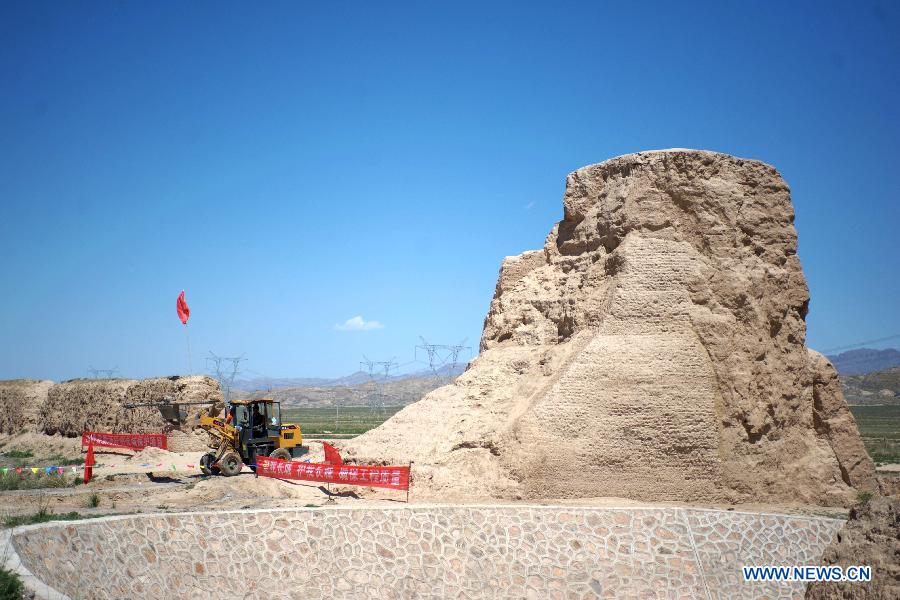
[
  {"xmin": 0, "ymin": 431, "xmax": 883, "ymax": 522},
  {"xmin": 0, "ymin": 432, "xmax": 411, "ymax": 519}
]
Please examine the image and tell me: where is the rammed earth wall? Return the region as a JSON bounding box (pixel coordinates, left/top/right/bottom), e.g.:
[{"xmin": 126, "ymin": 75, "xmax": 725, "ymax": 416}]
[
  {"xmin": 4, "ymin": 505, "xmax": 842, "ymax": 599},
  {"xmin": 346, "ymin": 150, "xmax": 874, "ymax": 506}
]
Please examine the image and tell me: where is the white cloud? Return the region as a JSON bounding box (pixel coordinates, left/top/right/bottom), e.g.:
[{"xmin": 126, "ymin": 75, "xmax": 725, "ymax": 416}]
[
  {"xmin": 524, "ymin": 201, "xmax": 535, "ymax": 210},
  {"xmin": 334, "ymin": 315, "xmax": 385, "ymax": 331}
]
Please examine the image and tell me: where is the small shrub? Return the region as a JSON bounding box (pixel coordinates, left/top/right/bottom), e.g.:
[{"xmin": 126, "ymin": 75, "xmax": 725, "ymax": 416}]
[
  {"xmin": 3, "ymin": 507, "xmax": 124, "ymax": 529},
  {"xmin": 87, "ymin": 492, "xmax": 100, "ymax": 508},
  {"xmin": 857, "ymin": 490, "xmax": 874, "ymax": 506},
  {"xmin": 5, "ymin": 510, "xmax": 84, "ymax": 528},
  {"xmin": 0, "ymin": 566, "xmax": 26, "ymax": 599},
  {"xmin": 2, "ymin": 450, "xmax": 32, "ymax": 459},
  {"xmin": 3, "ymin": 506, "xmax": 69, "ymax": 528},
  {"xmin": 46, "ymin": 454, "xmax": 85, "ymax": 466},
  {"xmin": 0, "ymin": 472, "xmax": 77, "ymax": 491}
]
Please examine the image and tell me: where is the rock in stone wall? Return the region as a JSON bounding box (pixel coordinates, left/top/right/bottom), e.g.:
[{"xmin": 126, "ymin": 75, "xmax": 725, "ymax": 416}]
[
  {"xmin": 0, "ymin": 379, "xmax": 53, "ymax": 434},
  {"xmin": 8, "ymin": 506, "xmax": 843, "ymax": 599},
  {"xmin": 39, "ymin": 376, "xmax": 221, "ymax": 437},
  {"xmin": 346, "ymin": 149, "xmax": 874, "ymax": 506}
]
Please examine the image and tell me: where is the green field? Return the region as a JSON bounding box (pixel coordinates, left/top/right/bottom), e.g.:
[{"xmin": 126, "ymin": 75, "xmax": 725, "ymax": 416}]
[
  {"xmin": 849, "ymin": 404, "xmax": 900, "ymax": 465},
  {"xmin": 283, "ymin": 406, "xmax": 404, "ymax": 438}
]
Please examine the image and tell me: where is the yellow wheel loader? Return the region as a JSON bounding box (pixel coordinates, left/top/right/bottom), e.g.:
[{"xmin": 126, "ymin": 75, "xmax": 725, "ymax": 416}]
[{"xmin": 198, "ymin": 398, "xmax": 306, "ymax": 476}]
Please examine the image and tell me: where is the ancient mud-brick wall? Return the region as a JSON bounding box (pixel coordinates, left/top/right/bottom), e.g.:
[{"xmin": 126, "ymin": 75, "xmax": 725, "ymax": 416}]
[
  {"xmin": 346, "ymin": 150, "xmax": 874, "ymax": 506},
  {"xmin": 0, "ymin": 379, "xmax": 53, "ymax": 434},
  {"xmin": 35, "ymin": 376, "xmax": 221, "ymax": 437}
]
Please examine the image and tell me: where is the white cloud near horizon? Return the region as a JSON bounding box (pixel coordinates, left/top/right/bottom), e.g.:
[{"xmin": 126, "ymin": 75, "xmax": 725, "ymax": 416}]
[{"xmin": 333, "ymin": 315, "xmax": 385, "ymax": 331}]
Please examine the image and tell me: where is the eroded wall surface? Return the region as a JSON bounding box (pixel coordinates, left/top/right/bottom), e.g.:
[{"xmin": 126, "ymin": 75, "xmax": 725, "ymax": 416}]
[{"xmin": 346, "ymin": 150, "xmax": 874, "ymax": 506}]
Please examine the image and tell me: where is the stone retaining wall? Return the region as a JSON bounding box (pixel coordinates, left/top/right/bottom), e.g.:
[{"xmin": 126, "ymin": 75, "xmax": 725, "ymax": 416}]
[{"xmin": 5, "ymin": 505, "xmax": 843, "ymax": 599}]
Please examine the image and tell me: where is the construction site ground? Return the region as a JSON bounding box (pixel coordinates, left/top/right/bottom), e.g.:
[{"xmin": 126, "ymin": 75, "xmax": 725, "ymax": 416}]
[{"xmin": 2, "ymin": 431, "xmax": 890, "ymax": 523}]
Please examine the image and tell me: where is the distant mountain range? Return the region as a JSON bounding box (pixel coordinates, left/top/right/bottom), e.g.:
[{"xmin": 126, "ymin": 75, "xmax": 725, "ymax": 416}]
[
  {"xmin": 816, "ymin": 347, "xmax": 900, "ymax": 406},
  {"xmin": 231, "ymin": 364, "xmax": 466, "ymax": 393},
  {"xmin": 231, "ymin": 373, "xmax": 370, "ymax": 391},
  {"xmin": 232, "ymin": 376, "xmax": 451, "ymax": 408},
  {"xmin": 840, "ymin": 367, "xmax": 900, "ymax": 406},
  {"xmin": 231, "ymin": 347, "xmax": 897, "ymax": 391},
  {"xmin": 826, "ymin": 348, "xmax": 900, "ymax": 375},
  {"xmin": 227, "ymin": 349, "xmax": 900, "ymax": 409}
]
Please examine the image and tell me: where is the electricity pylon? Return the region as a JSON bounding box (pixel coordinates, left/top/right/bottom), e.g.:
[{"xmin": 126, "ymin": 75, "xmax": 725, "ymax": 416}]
[
  {"xmin": 360, "ymin": 356, "xmax": 397, "ymax": 415},
  {"xmin": 206, "ymin": 352, "xmax": 245, "ymax": 406},
  {"xmin": 87, "ymin": 366, "xmax": 118, "ymax": 379},
  {"xmin": 415, "ymin": 337, "xmax": 471, "ymax": 383}
]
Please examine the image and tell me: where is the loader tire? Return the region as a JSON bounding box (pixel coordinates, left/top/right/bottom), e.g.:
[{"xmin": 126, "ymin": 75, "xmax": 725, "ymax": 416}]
[
  {"xmin": 219, "ymin": 451, "xmax": 243, "ymax": 477},
  {"xmin": 270, "ymin": 448, "xmax": 292, "ymax": 461}
]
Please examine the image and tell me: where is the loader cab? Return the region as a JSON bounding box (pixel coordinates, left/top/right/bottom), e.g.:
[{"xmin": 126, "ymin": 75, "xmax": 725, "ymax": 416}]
[
  {"xmin": 233, "ymin": 399, "xmax": 281, "ymax": 438},
  {"xmin": 232, "ymin": 398, "xmax": 281, "ymax": 428}
]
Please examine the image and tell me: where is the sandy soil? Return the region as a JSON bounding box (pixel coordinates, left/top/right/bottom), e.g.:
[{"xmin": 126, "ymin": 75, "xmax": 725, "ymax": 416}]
[
  {"xmin": 0, "ymin": 432, "xmax": 407, "ymax": 519},
  {"xmin": 0, "ymin": 431, "xmax": 852, "ymax": 522}
]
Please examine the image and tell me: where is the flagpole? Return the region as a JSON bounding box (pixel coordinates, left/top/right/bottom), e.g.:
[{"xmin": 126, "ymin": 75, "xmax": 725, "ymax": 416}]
[{"xmin": 184, "ymin": 323, "xmax": 193, "ymax": 374}]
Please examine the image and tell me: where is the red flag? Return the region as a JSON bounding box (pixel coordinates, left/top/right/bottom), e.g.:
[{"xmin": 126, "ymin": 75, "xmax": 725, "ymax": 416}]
[
  {"xmin": 177, "ymin": 290, "xmax": 190, "ymax": 325},
  {"xmin": 323, "ymin": 441, "xmax": 343, "ymax": 465}
]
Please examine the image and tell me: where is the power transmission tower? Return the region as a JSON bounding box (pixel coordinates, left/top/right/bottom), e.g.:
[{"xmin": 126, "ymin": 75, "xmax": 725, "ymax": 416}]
[
  {"xmin": 206, "ymin": 352, "xmax": 245, "ymax": 406},
  {"xmin": 87, "ymin": 366, "xmax": 118, "ymax": 379},
  {"xmin": 415, "ymin": 337, "xmax": 471, "ymax": 383},
  {"xmin": 360, "ymin": 356, "xmax": 397, "ymax": 415},
  {"xmin": 334, "ymin": 395, "xmax": 342, "ymax": 433}
]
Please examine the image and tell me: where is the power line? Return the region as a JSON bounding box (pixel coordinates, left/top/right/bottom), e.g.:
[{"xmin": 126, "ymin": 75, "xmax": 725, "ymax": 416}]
[
  {"xmin": 415, "ymin": 337, "xmax": 471, "ymax": 383},
  {"xmin": 87, "ymin": 366, "xmax": 118, "ymax": 379},
  {"xmin": 360, "ymin": 356, "xmax": 397, "ymax": 415},
  {"xmin": 206, "ymin": 352, "xmax": 245, "ymax": 406},
  {"xmin": 821, "ymin": 334, "xmax": 900, "ymax": 354}
]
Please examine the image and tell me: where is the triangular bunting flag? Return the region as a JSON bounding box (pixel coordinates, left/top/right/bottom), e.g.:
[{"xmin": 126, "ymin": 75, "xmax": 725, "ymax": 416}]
[{"xmin": 31, "ymin": 467, "xmax": 39, "ymax": 474}]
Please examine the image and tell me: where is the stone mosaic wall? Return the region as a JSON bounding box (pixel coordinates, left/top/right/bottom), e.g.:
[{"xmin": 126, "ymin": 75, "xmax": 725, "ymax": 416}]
[{"xmin": 6, "ymin": 506, "xmax": 843, "ymax": 599}]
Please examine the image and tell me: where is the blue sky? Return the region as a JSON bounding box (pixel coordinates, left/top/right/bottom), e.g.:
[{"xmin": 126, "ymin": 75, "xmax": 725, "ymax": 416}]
[{"xmin": 1, "ymin": 1, "xmax": 898, "ymax": 381}]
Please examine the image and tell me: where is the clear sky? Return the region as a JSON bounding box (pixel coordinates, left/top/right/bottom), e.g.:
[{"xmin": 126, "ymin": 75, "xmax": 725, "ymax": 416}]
[{"xmin": 1, "ymin": 1, "xmax": 898, "ymax": 381}]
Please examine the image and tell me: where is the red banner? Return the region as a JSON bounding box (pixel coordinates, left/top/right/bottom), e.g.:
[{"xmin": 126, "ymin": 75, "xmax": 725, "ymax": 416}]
[
  {"xmin": 256, "ymin": 456, "xmax": 410, "ymax": 491},
  {"xmin": 81, "ymin": 431, "xmax": 167, "ymax": 451}
]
